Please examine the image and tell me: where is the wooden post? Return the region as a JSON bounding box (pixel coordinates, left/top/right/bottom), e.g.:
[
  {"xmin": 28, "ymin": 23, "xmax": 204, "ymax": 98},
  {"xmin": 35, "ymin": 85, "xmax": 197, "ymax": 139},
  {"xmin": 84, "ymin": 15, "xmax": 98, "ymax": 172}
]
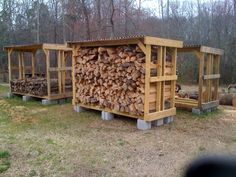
[
  {"xmin": 161, "ymin": 46, "xmax": 166, "ymax": 110},
  {"xmin": 8, "ymin": 49, "xmax": 13, "ymax": 85},
  {"xmin": 61, "ymin": 51, "xmax": 66, "ymax": 94},
  {"xmin": 58, "ymin": 51, "xmax": 62, "ymax": 94},
  {"xmin": 44, "ymin": 50, "xmax": 51, "ymax": 98},
  {"xmin": 198, "ymin": 52, "xmax": 204, "ymax": 107},
  {"xmin": 72, "ymin": 46, "xmax": 78, "ymax": 105},
  {"xmin": 21, "ymin": 52, "xmax": 25, "ymax": 79},
  {"xmin": 156, "ymin": 46, "xmax": 162, "ymax": 111},
  {"xmin": 170, "ymin": 48, "xmax": 177, "ymax": 108},
  {"xmin": 144, "ymin": 44, "xmax": 151, "ymax": 120},
  {"xmin": 18, "ymin": 53, "xmax": 22, "ymax": 79},
  {"xmin": 214, "ymin": 55, "xmax": 220, "ymax": 100},
  {"xmin": 32, "ymin": 51, "xmax": 36, "ymax": 77}
]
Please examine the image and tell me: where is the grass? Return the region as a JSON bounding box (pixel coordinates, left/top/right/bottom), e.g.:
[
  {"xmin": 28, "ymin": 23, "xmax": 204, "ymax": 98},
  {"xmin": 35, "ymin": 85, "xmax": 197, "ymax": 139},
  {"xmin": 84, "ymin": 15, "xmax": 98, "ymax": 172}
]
[
  {"xmin": 0, "ymin": 84, "xmax": 9, "ymax": 93},
  {"xmin": 0, "ymin": 151, "xmax": 10, "ymax": 173}
]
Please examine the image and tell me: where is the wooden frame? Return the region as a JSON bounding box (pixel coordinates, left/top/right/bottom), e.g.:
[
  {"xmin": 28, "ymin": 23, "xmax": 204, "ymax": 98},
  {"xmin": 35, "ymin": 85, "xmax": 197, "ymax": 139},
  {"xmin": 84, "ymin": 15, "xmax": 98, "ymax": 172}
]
[
  {"xmin": 176, "ymin": 45, "xmax": 224, "ymax": 111},
  {"xmin": 68, "ymin": 36, "xmax": 183, "ymax": 121},
  {"xmin": 4, "ymin": 43, "xmax": 73, "ymax": 100}
]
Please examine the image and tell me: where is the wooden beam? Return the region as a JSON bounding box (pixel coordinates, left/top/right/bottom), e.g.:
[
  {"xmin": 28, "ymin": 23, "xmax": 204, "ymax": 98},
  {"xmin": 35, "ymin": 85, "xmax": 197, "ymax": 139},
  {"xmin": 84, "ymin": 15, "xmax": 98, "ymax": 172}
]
[
  {"xmin": 18, "ymin": 53, "xmax": 22, "ymax": 79},
  {"xmin": 203, "ymin": 74, "xmax": 220, "ymax": 80},
  {"xmin": 58, "ymin": 51, "xmax": 62, "ymax": 94},
  {"xmin": 200, "ymin": 46, "xmax": 224, "ymax": 55},
  {"xmin": 72, "ymin": 46, "xmax": 80, "ymax": 105},
  {"xmin": 44, "ymin": 50, "xmax": 51, "ymax": 97},
  {"xmin": 61, "ymin": 51, "xmax": 66, "ymax": 93},
  {"xmin": 42, "ymin": 44, "xmax": 72, "ymax": 51},
  {"xmin": 144, "ymin": 45, "xmax": 151, "ymax": 117},
  {"xmin": 145, "ymin": 108, "xmax": 176, "ymax": 121},
  {"xmin": 197, "ymin": 52, "xmax": 204, "ymax": 107},
  {"xmin": 32, "ymin": 52, "xmax": 36, "ymax": 77},
  {"xmin": 137, "ymin": 41, "xmax": 147, "ymax": 54},
  {"xmin": 144, "ymin": 36, "xmax": 183, "ymax": 48},
  {"xmin": 161, "ymin": 47, "xmax": 166, "ymax": 110},
  {"xmin": 156, "ymin": 46, "xmax": 162, "ymax": 111},
  {"xmin": 201, "ymin": 100, "xmax": 219, "ymax": 110},
  {"xmin": 21, "ymin": 52, "xmax": 25, "ymax": 79},
  {"xmin": 170, "ymin": 48, "xmax": 177, "ymax": 107},
  {"xmin": 49, "ymin": 67, "xmax": 72, "ymax": 72},
  {"xmin": 8, "ymin": 49, "xmax": 13, "ymax": 86},
  {"xmin": 150, "ymin": 75, "xmax": 177, "ymax": 82}
]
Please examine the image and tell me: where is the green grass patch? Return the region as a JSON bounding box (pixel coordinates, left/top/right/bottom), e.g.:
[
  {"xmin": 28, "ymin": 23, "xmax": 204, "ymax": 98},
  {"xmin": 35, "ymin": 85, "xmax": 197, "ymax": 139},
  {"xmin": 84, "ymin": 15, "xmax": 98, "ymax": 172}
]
[
  {"xmin": 0, "ymin": 151, "xmax": 10, "ymax": 173},
  {"xmin": 177, "ymin": 108, "xmax": 222, "ymax": 119},
  {"xmin": 0, "ymin": 85, "xmax": 9, "ymax": 93}
]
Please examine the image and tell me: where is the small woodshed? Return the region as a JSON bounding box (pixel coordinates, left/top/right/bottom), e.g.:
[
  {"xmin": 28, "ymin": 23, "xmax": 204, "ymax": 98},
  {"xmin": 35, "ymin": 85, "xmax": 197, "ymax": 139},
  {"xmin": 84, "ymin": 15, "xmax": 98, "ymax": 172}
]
[
  {"xmin": 4, "ymin": 43, "xmax": 73, "ymax": 103},
  {"xmin": 175, "ymin": 45, "xmax": 224, "ymax": 113},
  {"xmin": 68, "ymin": 36, "xmax": 183, "ymax": 128}
]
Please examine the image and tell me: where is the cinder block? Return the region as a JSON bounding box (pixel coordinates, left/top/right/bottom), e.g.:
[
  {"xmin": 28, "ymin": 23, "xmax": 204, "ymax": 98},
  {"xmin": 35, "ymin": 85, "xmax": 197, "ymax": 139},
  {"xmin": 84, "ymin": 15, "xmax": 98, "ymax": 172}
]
[
  {"xmin": 211, "ymin": 107, "xmax": 218, "ymax": 112},
  {"xmin": 101, "ymin": 111, "xmax": 114, "ymax": 120},
  {"xmin": 192, "ymin": 108, "xmax": 202, "ymax": 115},
  {"xmin": 22, "ymin": 95, "xmax": 33, "ymax": 102},
  {"xmin": 206, "ymin": 109, "xmax": 212, "ymax": 113},
  {"xmin": 42, "ymin": 99, "xmax": 58, "ymax": 105},
  {"xmin": 73, "ymin": 105, "xmax": 86, "ymax": 112},
  {"xmin": 164, "ymin": 116, "xmax": 173, "ymax": 124},
  {"xmin": 7, "ymin": 92, "xmax": 14, "ymax": 98},
  {"xmin": 137, "ymin": 119, "xmax": 151, "ymax": 130},
  {"xmin": 58, "ymin": 99, "xmax": 66, "ymax": 104},
  {"xmin": 152, "ymin": 119, "xmax": 164, "ymax": 127}
]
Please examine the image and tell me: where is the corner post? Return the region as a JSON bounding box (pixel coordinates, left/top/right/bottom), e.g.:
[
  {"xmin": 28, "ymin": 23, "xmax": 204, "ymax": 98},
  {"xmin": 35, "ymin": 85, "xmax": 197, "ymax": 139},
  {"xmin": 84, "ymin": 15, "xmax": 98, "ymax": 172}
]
[
  {"xmin": 144, "ymin": 44, "xmax": 151, "ymax": 120},
  {"xmin": 198, "ymin": 52, "xmax": 204, "ymax": 108},
  {"xmin": 44, "ymin": 49, "xmax": 51, "ymax": 98},
  {"xmin": 32, "ymin": 51, "xmax": 36, "ymax": 77},
  {"xmin": 8, "ymin": 49, "xmax": 13, "ymax": 86}
]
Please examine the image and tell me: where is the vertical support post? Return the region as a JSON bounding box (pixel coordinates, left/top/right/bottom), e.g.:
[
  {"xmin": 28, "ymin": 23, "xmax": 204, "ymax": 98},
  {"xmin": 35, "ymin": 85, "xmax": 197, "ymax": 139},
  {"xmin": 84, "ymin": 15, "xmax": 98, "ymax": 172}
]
[
  {"xmin": 144, "ymin": 44, "xmax": 151, "ymax": 120},
  {"xmin": 58, "ymin": 51, "xmax": 62, "ymax": 94},
  {"xmin": 156, "ymin": 46, "xmax": 162, "ymax": 111},
  {"xmin": 61, "ymin": 51, "xmax": 66, "ymax": 94},
  {"xmin": 32, "ymin": 51, "xmax": 36, "ymax": 77},
  {"xmin": 198, "ymin": 52, "xmax": 204, "ymax": 108},
  {"xmin": 8, "ymin": 49, "xmax": 13, "ymax": 86},
  {"xmin": 214, "ymin": 55, "xmax": 220, "ymax": 100},
  {"xmin": 18, "ymin": 53, "xmax": 22, "ymax": 79},
  {"xmin": 206, "ymin": 54, "xmax": 212, "ymax": 102},
  {"xmin": 44, "ymin": 50, "xmax": 51, "ymax": 98},
  {"xmin": 21, "ymin": 52, "xmax": 25, "ymax": 79},
  {"xmin": 170, "ymin": 48, "xmax": 177, "ymax": 108},
  {"xmin": 72, "ymin": 46, "xmax": 79, "ymax": 105},
  {"xmin": 161, "ymin": 47, "xmax": 166, "ymax": 110}
]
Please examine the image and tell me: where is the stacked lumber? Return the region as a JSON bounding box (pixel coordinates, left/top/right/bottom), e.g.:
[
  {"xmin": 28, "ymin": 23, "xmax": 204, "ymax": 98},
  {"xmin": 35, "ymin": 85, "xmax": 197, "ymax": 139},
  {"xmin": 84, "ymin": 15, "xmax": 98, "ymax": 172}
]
[
  {"xmin": 10, "ymin": 77, "xmax": 72, "ymax": 96},
  {"xmin": 74, "ymin": 45, "xmax": 145, "ymax": 116}
]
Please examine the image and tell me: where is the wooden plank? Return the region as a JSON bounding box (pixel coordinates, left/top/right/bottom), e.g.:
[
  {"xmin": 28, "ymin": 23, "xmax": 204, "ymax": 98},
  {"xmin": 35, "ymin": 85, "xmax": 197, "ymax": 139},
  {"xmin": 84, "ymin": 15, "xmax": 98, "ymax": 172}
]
[
  {"xmin": 21, "ymin": 52, "xmax": 25, "ymax": 79},
  {"xmin": 201, "ymin": 100, "xmax": 219, "ymax": 110},
  {"xmin": 43, "ymin": 44, "xmax": 72, "ymax": 51},
  {"xmin": 145, "ymin": 108, "xmax": 176, "ymax": 121},
  {"xmin": 198, "ymin": 52, "xmax": 204, "ymax": 107},
  {"xmin": 32, "ymin": 52, "xmax": 36, "ymax": 77},
  {"xmin": 44, "ymin": 50, "xmax": 51, "ymax": 97},
  {"xmin": 137, "ymin": 41, "xmax": 147, "ymax": 54},
  {"xmin": 205, "ymin": 54, "xmax": 211, "ymax": 102},
  {"xmin": 161, "ymin": 47, "xmax": 166, "ymax": 110},
  {"xmin": 150, "ymin": 75, "xmax": 177, "ymax": 82},
  {"xmin": 200, "ymin": 46, "xmax": 224, "ymax": 55},
  {"xmin": 61, "ymin": 51, "xmax": 66, "ymax": 94},
  {"xmin": 170, "ymin": 48, "xmax": 177, "ymax": 107},
  {"xmin": 18, "ymin": 53, "xmax": 22, "ymax": 79},
  {"xmin": 214, "ymin": 55, "xmax": 220, "ymax": 100},
  {"xmin": 8, "ymin": 49, "xmax": 12, "ymax": 85},
  {"xmin": 203, "ymin": 74, "xmax": 220, "ymax": 80},
  {"xmin": 78, "ymin": 103, "xmax": 143, "ymax": 119},
  {"xmin": 144, "ymin": 45, "xmax": 151, "ymax": 117},
  {"xmin": 58, "ymin": 51, "xmax": 62, "ymax": 94},
  {"xmin": 49, "ymin": 67, "xmax": 72, "ymax": 72},
  {"xmin": 72, "ymin": 46, "xmax": 80, "ymax": 105},
  {"xmin": 144, "ymin": 36, "xmax": 183, "ymax": 48}
]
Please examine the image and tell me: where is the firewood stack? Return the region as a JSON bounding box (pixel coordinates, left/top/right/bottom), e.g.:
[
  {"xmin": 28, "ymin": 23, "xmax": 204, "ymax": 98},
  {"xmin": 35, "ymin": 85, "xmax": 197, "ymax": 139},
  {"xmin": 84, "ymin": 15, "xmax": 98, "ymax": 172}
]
[
  {"xmin": 10, "ymin": 77, "xmax": 72, "ymax": 96},
  {"xmin": 74, "ymin": 45, "xmax": 145, "ymax": 116}
]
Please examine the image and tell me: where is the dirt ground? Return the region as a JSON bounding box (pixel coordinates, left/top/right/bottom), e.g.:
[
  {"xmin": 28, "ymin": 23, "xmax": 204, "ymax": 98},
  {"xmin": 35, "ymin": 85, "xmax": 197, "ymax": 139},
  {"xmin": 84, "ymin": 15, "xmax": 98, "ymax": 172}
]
[{"xmin": 0, "ymin": 85, "xmax": 236, "ymax": 177}]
